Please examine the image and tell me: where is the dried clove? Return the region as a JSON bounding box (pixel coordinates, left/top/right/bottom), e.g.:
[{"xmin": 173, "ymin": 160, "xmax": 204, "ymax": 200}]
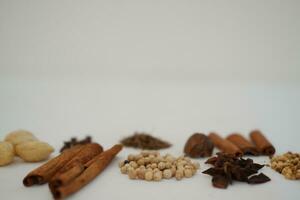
[{"xmin": 60, "ymin": 136, "xmax": 92, "ymax": 152}]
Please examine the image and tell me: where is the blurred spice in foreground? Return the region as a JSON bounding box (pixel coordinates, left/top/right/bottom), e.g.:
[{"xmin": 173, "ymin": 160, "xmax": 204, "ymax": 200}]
[
  {"xmin": 121, "ymin": 132, "xmax": 171, "ymax": 150},
  {"xmin": 203, "ymin": 153, "xmax": 270, "ymax": 189}
]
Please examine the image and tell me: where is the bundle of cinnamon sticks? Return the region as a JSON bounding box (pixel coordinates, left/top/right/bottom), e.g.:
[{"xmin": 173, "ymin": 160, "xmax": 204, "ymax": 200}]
[
  {"xmin": 23, "ymin": 143, "xmax": 123, "ymax": 199},
  {"xmin": 208, "ymin": 130, "xmax": 275, "ymax": 156}
]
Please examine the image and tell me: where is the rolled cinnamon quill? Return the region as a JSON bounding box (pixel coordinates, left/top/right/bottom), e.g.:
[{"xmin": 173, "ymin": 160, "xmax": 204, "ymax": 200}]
[
  {"xmin": 52, "ymin": 144, "xmax": 123, "ymax": 199},
  {"xmin": 208, "ymin": 132, "xmax": 243, "ymax": 157},
  {"xmin": 49, "ymin": 143, "xmax": 103, "ymax": 190},
  {"xmin": 60, "ymin": 143, "xmax": 103, "ymax": 172},
  {"xmin": 250, "ymin": 130, "xmax": 275, "ymax": 155},
  {"xmin": 23, "ymin": 145, "xmax": 84, "ymax": 186},
  {"xmin": 52, "ymin": 164, "xmax": 85, "ymax": 187},
  {"xmin": 226, "ymin": 133, "xmax": 258, "ymax": 155}
]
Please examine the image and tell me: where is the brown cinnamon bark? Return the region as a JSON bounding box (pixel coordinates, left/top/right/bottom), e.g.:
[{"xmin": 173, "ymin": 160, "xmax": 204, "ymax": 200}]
[
  {"xmin": 50, "ymin": 164, "xmax": 85, "ymax": 189},
  {"xmin": 208, "ymin": 132, "xmax": 242, "ymax": 157},
  {"xmin": 226, "ymin": 133, "xmax": 258, "ymax": 155},
  {"xmin": 57, "ymin": 143, "xmax": 103, "ymax": 173},
  {"xmin": 23, "ymin": 145, "xmax": 84, "ymax": 186},
  {"xmin": 250, "ymin": 130, "xmax": 275, "ymax": 155},
  {"xmin": 51, "ymin": 144, "xmax": 123, "ymax": 199},
  {"xmin": 48, "ymin": 143, "xmax": 103, "ymax": 191}
]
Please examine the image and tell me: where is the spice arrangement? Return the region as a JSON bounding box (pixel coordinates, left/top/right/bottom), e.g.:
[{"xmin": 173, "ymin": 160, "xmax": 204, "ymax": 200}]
[
  {"xmin": 0, "ymin": 130, "xmax": 54, "ymax": 166},
  {"xmin": 270, "ymin": 152, "xmax": 300, "ymax": 180},
  {"xmin": 203, "ymin": 153, "xmax": 271, "ymax": 189},
  {"xmin": 121, "ymin": 132, "xmax": 171, "ymax": 150},
  {"xmin": 0, "ymin": 128, "xmax": 298, "ymax": 199},
  {"xmin": 23, "ymin": 142, "xmax": 122, "ymax": 199},
  {"xmin": 119, "ymin": 151, "xmax": 200, "ymax": 181}
]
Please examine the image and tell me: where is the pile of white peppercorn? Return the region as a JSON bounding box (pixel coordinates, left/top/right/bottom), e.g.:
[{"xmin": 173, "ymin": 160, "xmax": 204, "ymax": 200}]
[{"xmin": 119, "ymin": 151, "xmax": 200, "ymax": 181}]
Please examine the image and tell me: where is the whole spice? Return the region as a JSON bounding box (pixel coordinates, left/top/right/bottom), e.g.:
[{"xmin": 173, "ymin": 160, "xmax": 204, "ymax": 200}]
[
  {"xmin": 153, "ymin": 170, "xmax": 163, "ymax": 181},
  {"xmin": 5, "ymin": 130, "xmax": 38, "ymax": 147},
  {"xmin": 2, "ymin": 129, "xmax": 54, "ymax": 165},
  {"xmin": 24, "ymin": 143, "xmax": 122, "ymax": 199},
  {"xmin": 16, "ymin": 141, "xmax": 54, "ymax": 162},
  {"xmin": 52, "ymin": 144, "xmax": 122, "ymax": 199},
  {"xmin": 145, "ymin": 170, "xmax": 153, "ymax": 181},
  {"xmin": 184, "ymin": 133, "xmax": 214, "ymax": 158},
  {"xmin": 60, "ymin": 136, "xmax": 92, "ymax": 152},
  {"xmin": 119, "ymin": 151, "xmax": 199, "ymax": 181},
  {"xmin": 49, "ymin": 143, "xmax": 103, "ymax": 190},
  {"xmin": 226, "ymin": 133, "xmax": 258, "ymax": 155},
  {"xmin": 248, "ymin": 173, "xmax": 271, "ymax": 184},
  {"xmin": 202, "ymin": 153, "xmax": 270, "ymax": 189},
  {"xmin": 24, "ymin": 143, "xmax": 103, "ymax": 187},
  {"xmin": 249, "ymin": 130, "xmax": 275, "ymax": 155},
  {"xmin": 163, "ymin": 169, "xmax": 172, "ymax": 179},
  {"xmin": 208, "ymin": 132, "xmax": 243, "ymax": 156},
  {"xmin": 270, "ymin": 152, "xmax": 300, "ymax": 180},
  {"xmin": 23, "ymin": 145, "xmax": 85, "ymax": 186},
  {"xmin": 120, "ymin": 132, "xmax": 171, "ymax": 150},
  {"xmin": 212, "ymin": 175, "xmax": 228, "ymax": 189},
  {"xmin": 0, "ymin": 142, "xmax": 14, "ymax": 166}
]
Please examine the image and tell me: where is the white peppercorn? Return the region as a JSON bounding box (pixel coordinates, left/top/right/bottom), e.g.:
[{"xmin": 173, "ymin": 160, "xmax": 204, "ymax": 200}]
[
  {"xmin": 128, "ymin": 154, "xmax": 135, "ymax": 161},
  {"xmin": 120, "ymin": 166, "xmax": 127, "ymax": 174},
  {"xmin": 145, "ymin": 170, "xmax": 153, "ymax": 181},
  {"xmin": 129, "ymin": 161, "xmax": 138, "ymax": 168},
  {"xmin": 153, "ymin": 170, "xmax": 162, "ymax": 181},
  {"xmin": 136, "ymin": 168, "xmax": 146, "ymax": 179},
  {"xmin": 184, "ymin": 169, "xmax": 193, "ymax": 178},
  {"xmin": 128, "ymin": 168, "xmax": 137, "ymax": 179},
  {"xmin": 163, "ymin": 169, "xmax": 172, "ymax": 179},
  {"xmin": 137, "ymin": 158, "xmax": 145, "ymax": 166},
  {"xmin": 158, "ymin": 162, "xmax": 166, "ymax": 170},
  {"xmin": 165, "ymin": 162, "xmax": 172, "ymax": 169},
  {"xmin": 151, "ymin": 163, "xmax": 157, "ymax": 169},
  {"xmin": 175, "ymin": 169, "xmax": 184, "ymax": 180},
  {"xmin": 118, "ymin": 160, "xmax": 125, "ymax": 168}
]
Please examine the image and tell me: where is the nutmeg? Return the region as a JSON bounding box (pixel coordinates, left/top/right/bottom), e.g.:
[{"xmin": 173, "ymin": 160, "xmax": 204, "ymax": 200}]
[{"xmin": 184, "ymin": 133, "xmax": 214, "ymax": 158}]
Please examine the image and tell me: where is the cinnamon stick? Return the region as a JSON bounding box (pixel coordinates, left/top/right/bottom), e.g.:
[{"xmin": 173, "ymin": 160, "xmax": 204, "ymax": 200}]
[
  {"xmin": 51, "ymin": 144, "xmax": 123, "ymax": 199},
  {"xmin": 208, "ymin": 132, "xmax": 243, "ymax": 157},
  {"xmin": 226, "ymin": 133, "xmax": 258, "ymax": 155},
  {"xmin": 23, "ymin": 145, "xmax": 84, "ymax": 186},
  {"xmin": 57, "ymin": 143, "xmax": 103, "ymax": 173},
  {"xmin": 250, "ymin": 130, "xmax": 275, "ymax": 155},
  {"xmin": 50, "ymin": 164, "xmax": 85, "ymax": 188},
  {"xmin": 49, "ymin": 143, "xmax": 103, "ymax": 191}
]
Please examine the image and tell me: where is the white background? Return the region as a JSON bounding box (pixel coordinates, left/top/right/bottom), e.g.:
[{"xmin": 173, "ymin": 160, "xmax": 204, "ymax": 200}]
[{"xmin": 0, "ymin": 0, "xmax": 300, "ymax": 199}]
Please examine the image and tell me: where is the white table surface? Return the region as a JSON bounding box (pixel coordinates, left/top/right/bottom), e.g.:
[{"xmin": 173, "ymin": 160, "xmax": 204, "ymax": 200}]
[{"xmin": 0, "ymin": 81, "xmax": 299, "ymax": 200}]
